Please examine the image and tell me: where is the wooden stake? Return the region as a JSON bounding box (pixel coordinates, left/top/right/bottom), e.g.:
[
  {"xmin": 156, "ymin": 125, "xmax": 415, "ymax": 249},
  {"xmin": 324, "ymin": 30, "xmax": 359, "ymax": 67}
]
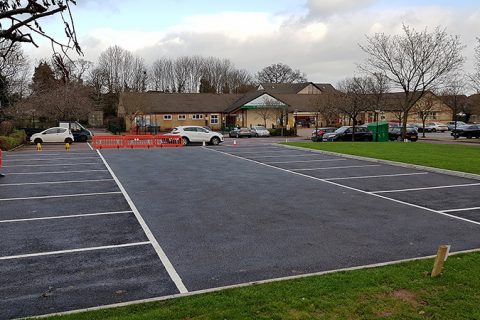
[{"xmin": 431, "ymin": 245, "xmax": 450, "ymax": 277}]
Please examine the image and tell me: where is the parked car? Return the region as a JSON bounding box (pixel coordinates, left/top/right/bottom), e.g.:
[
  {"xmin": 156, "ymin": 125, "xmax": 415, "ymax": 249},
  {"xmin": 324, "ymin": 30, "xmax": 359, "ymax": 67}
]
[
  {"xmin": 171, "ymin": 126, "xmax": 224, "ymax": 145},
  {"xmin": 311, "ymin": 127, "xmax": 337, "ymax": 142},
  {"xmin": 451, "ymin": 124, "xmax": 480, "ymax": 139},
  {"xmin": 322, "ymin": 126, "xmax": 373, "ymax": 142},
  {"xmin": 59, "ymin": 121, "xmax": 93, "ymax": 142},
  {"xmin": 388, "ymin": 125, "xmax": 418, "ymax": 142},
  {"xmin": 408, "ymin": 123, "xmax": 432, "ymax": 133},
  {"xmin": 229, "ymin": 127, "xmax": 255, "ymax": 138},
  {"xmin": 250, "ymin": 126, "xmax": 270, "ymax": 137},
  {"xmin": 446, "ymin": 121, "xmax": 467, "ymax": 131},
  {"xmin": 425, "ymin": 122, "xmax": 448, "ymax": 132},
  {"xmin": 30, "ymin": 127, "xmax": 74, "ymax": 144}
]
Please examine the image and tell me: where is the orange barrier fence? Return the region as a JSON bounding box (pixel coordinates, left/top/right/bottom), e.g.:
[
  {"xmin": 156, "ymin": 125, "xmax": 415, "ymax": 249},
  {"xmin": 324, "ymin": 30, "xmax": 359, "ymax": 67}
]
[{"xmin": 93, "ymin": 135, "xmax": 183, "ymax": 149}]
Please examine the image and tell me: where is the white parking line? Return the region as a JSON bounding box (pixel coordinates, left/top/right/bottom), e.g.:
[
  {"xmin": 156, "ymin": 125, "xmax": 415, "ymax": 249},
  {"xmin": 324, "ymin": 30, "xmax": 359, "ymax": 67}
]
[
  {"xmin": 3, "ymin": 162, "xmax": 102, "ymax": 168},
  {"xmin": 206, "ymin": 147, "xmax": 480, "ymax": 226},
  {"xmin": 228, "ymin": 150, "xmax": 311, "ymax": 155},
  {"xmin": 248, "ymin": 154, "xmax": 334, "ymax": 159},
  {"xmin": 292, "ymin": 165, "xmax": 381, "ymax": 171},
  {"xmin": 0, "ymin": 191, "xmax": 122, "ymax": 202},
  {"xmin": 0, "ymin": 179, "xmax": 114, "ymax": 187},
  {"xmin": 325, "ymin": 172, "xmax": 429, "ymax": 181},
  {"xmin": 97, "ymin": 150, "xmax": 189, "ymax": 294},
  {"xmin": 0, "ymin": 241, "xmax": 151, "ymax": 261},
  {"xmin": 371, "ymin": 183, "xmax": 480, "ymax": 194},
  {"xmin": 5, "ymin": 169, "xmax": 109, "ymax": 175},
  {"xmin": 0, "ymin": 211, "xmax": 133, "ymax": 224},
  {"xmin": 265, "ymin": 159, "xmax": 347, "ymax": 164},
  {"xmin": 440, "ymin": 207, "xmax": 480, "ymax": 213},
  {"xmin": 87, "ymin": 142, "xmax": 94, "ymax": 150},
  {"xmin": 2, "ymin": 157, "xmax": 100, "ymax": 162},
  {"xmin": 4, "ymin": 151, "xmax": 95, "ymax": 157}
]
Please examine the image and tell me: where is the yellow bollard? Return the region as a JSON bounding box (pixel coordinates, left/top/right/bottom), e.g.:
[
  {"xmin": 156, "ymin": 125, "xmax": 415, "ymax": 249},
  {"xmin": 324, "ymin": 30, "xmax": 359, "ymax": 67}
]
[
  {"xmin": 36, "ymin": 143, "xmax": 42, "ymax": 151},
  {"xmin": 65, "ymin": 143, "xmax": 70, "ymax": 151}
]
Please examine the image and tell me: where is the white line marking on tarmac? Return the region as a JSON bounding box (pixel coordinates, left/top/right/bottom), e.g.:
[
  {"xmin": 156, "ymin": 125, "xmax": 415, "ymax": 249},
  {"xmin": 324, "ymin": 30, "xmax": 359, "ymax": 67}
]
[
  {"xmin": 265, "ymin": 159, "xmax": 347, "ymax": 164},
  {"xmin": 206, "ymin": 147, "xmax": 480, "ymax": 226},
  {"xmin": 325, "ymin": 172, "xmax": 429, "ymax": 181},
  {"xmin": 87, "ymin": 142, "xmax": 93, "ymax": 150},
  {"xmin": 5, "ymin": 169, "xmax": 109, "ymax": 175},
  {"xmin": 97, "ymin": 150, "xmax": 189, "ymax": 294},
  {"xmin": 0, "ymin": 211, "xmax": 133, "ymax": 224},
  {"xmin": 0, "ymin": 191, "xmax": 122, "ymax": 202},
  {"xmin": 0, "ymin": 179, "xmax": 114, "ymax": 187},
  {"xmin": 440, "ymin": 207, "xmax": 480, "ymax": 213},
  {"xmin": 34, "ymin": 246, "xmax": 480, "ymax": 319},
  {"xmin": 2, "ymin": 157, "xmax": 100, "ymax": 162},
  {"xmin": 0, "ymin": 241, "xmax": 151, "ymax": 261},
  {"xmin": 228, "ymin": 150, "xmax": 311, "ymax": 155},
  {"xmin": 371, "ymin": 183, "xmax": 480, "ymax": 194},
  {"xmin": 4, "ymin": 151, "xmax": 95, "ymax": 157},
  {"xmin": 3, "ymin": 162, "xmax": 101, "ymax": 168},
  {"xmin": 248, "ymin": 154, "xmax": 336, "ymax": 159},
  {"xmin": 292, "ymin": 165, "xmax": 381, "ymax": 171}
]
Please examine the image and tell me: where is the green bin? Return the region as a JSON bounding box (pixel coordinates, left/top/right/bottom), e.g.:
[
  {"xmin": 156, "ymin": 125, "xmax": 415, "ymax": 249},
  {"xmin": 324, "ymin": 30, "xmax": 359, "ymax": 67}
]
[{"xmin": 367, "ymin": 121, "xmax": 389, "ymax": 142}]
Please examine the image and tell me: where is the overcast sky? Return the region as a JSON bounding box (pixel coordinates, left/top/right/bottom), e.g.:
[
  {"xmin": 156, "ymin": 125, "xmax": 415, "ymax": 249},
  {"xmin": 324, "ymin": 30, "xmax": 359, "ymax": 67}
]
[{"xmin": 27, "ymin": 0, "xmax": 480, "ymax": 85}]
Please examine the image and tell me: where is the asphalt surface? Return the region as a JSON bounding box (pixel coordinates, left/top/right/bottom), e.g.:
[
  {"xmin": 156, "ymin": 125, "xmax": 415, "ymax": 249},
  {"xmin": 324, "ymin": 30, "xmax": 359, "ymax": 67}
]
[
  {"xmin": 1, "ymin": 142, "xmax": 479, "ymax": 318},
  {"xmin": 0, "ymin": 145, "xmax": 178, "ymax": 319}
]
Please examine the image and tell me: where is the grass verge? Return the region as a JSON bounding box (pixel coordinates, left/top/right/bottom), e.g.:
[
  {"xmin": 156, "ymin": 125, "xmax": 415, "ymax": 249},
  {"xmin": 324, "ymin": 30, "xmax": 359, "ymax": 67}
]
[
  {"xmin": 43, "ymin": 252, "xmax": 480, "ymax": 320},
  {"xmin": 283, "ymin": 142, "xmax": 480, "ymax": 174}
]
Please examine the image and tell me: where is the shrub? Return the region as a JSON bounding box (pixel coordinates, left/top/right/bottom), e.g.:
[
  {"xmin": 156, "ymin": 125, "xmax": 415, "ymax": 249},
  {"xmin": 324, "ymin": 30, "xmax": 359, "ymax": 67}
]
[
  {"xmin": 0, "ymin": 121, "xmax": 14, "ymax": 136},
  {"xmin": 268, "ymin": 128, "xmax": 297, "ymax": 137},
  {"xmin": 0, "ymin": 130, "xmax": 27, "ymax": 150}
]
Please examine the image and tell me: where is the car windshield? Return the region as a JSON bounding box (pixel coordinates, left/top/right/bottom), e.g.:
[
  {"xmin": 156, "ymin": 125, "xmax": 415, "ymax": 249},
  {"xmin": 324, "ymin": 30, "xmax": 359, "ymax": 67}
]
[
  {"xmin": 254, "ymin": 126, "xmax": 266, "ymax": 130},
  {"xmin": 335, "ymin": 126, "xmax": 350, "ymax": 133}
]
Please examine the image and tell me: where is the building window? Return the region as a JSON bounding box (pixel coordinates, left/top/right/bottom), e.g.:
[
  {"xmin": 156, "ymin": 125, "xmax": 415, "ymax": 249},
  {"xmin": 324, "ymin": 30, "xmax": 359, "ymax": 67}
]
[
  {"xmin": 210, "ymin": 115, "xmax": 219, "ymax": 124},
  {"xmin": 192, "ymin": 114, "xmax": 204, "ymax": 120},
  {"xmin": 178, "ymin": 114, "xmax": 186, "ymax": 120},
  {"xmin": 163, "ymin": 115, "xmax": 172, "ymax": 120}
]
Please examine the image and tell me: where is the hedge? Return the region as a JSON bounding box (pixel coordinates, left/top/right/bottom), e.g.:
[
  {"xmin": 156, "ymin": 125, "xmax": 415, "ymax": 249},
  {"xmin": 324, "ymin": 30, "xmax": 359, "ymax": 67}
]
[{"xmin": 0, "ymin": 130, "xmax": 27, "ymax": 151}]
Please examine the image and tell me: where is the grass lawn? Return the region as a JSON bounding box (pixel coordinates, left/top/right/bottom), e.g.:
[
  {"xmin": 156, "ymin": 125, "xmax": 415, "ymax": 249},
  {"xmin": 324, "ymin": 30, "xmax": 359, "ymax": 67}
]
[
  {"xmin": 45, "ymin": 252, "xmax": 480, "ymax": 320},
  {"xmin": 283, "ymin": 142, "xmax": 480, "ymax": 175}
]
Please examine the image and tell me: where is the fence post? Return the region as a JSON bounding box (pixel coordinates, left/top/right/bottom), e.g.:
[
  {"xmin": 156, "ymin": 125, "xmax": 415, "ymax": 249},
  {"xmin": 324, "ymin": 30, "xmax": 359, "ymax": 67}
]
[{"xmin": 431, "ymin": 245, "xmax": 450, "ymax": 277}]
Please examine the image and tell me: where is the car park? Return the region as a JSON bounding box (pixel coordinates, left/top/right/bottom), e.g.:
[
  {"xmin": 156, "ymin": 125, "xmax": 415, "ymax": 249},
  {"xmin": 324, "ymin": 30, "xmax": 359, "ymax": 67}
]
[
  {"xmin": 388, "ymin": 125, "xmax": 418, "ymax": 142},
  {"xmin": 322, "ymin": 126, "xmax": 373, "ymax": 142},
  {"xmin": 250, "ymin": 126, "xmax": 270, "ymax": 137},
  {"xmin": 29, "ymin": 127, "xmax": 74, "ymax": 144},
  {"xmin": 311, "ymin": 127, "xmax": 337, "ymax": 142},
  {"xmin": 446, "ymin": 121, "xmax": 467, "ymax": 131},
  {"xmin": 171, "ymin": 126, "xmax": 224, "ymax": 145},
  {"xmin": 451, "ymin": 124, "xmax": 480, "ymax": 139},
  {"xmin": 425, "ymin": 122, "xmax": 448, "ymax": 132},
  {"xmin": 229, "ymin": 127, "xmax": 255, "ymax": 138}
]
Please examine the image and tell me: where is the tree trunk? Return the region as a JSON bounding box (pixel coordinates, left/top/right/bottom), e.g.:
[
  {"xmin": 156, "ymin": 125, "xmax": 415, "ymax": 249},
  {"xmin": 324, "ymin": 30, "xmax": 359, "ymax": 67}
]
[{"xmin": 401, "ymin": 111, "xmax": 409, "ymax": 141}]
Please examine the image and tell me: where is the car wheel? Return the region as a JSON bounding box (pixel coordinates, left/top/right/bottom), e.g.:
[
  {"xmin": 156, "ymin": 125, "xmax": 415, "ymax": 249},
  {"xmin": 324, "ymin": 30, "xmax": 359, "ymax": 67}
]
[
  {"xmin": 210, "ymin": 137, "xmax": 221, "ymax": 145},
  {"xmin": 432, "ymin": 128, "xmax": 436, "ymax": 132},
  {"xmin": 181, "ymin": 137, "xmax": 189, "ymax": 145},
  {"xmin": 236, "ymin": 134, "xmax": 240, "ymax": 138},
  {"xmin": 65, "ymin": 138, "xmax": 73, "ymax": 144},
  {"xmin": 34, "ymin": 138, "xmax": 43, "ymax": 145},
  {"xmin": 467, "ymin": 135, "xmax": 472, "ymax": 139}
]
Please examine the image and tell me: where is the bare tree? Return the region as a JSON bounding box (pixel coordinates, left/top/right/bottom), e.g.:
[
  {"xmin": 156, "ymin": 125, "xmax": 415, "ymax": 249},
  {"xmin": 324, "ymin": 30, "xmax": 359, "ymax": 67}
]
[
  {"xmin": 441, "ymin": 73, "xmax": 468, "ymax": 130},
  {"xmin": 337, "ymin": 77, "xmax": 372, "ymax": 141},
  {"xmin": 360, "ymin": 24, "xmax": 465, "ymax": 139},
  {"xmin": 309, "ymin": 91, "xmax": 340, "ymax": 138},
  {"xmin": 256, "ymin": 63, "xmax": 307, "ymax": 84},
  {"xmin": 254, "ymin": 105, "xmax": 276, "ymax": 128},
  {"xmin": 470, "ymin": 38, "xmax": 480, "ymax": 93},
  {"xmin": 0, "ymin": 0, "xmax": 81, "ymax": 58},
  {"xmin": 412, "ymin": 93, "xmax": 437, "ymax": 137}
]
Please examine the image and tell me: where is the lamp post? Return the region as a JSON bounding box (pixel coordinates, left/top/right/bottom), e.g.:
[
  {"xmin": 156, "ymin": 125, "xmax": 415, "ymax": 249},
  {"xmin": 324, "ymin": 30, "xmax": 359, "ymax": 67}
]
[{"xmin": 375, "ymin": 109, "xmax": 381, "ymax": 142}]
